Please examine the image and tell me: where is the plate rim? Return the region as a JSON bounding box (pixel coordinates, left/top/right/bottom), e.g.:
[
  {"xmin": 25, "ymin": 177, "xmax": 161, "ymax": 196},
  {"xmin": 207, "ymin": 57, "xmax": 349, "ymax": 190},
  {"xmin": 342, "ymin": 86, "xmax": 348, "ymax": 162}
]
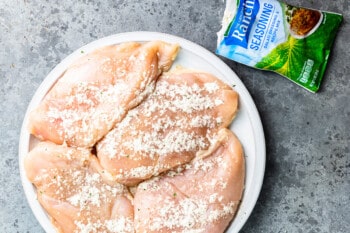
[{"xmin": 19, "ymin": 31, "xmax": 266, "ymax": 233}]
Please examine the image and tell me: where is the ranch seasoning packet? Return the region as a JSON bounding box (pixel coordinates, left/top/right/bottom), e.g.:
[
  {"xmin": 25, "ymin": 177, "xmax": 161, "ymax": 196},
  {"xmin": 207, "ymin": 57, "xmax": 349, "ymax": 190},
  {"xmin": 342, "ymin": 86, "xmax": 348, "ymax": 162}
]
[{"xmin": 216, "ymin": 0, "xmax": 342, "ymax": 92}]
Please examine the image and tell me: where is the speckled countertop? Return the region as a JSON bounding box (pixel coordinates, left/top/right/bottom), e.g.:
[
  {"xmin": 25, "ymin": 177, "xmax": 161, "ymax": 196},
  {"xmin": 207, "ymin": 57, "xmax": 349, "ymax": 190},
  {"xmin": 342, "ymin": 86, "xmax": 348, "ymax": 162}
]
[{"xmin": 0, "ymin": 0, "xmax": 349, "ymax": 232}]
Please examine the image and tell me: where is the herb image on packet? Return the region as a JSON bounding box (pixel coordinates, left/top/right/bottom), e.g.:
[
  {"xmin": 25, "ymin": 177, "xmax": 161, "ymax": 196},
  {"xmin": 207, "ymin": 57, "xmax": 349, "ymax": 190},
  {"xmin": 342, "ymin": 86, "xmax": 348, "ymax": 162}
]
[{"xmin": 216, "ymin": 0, "xmax": 342, "ymax": 92}]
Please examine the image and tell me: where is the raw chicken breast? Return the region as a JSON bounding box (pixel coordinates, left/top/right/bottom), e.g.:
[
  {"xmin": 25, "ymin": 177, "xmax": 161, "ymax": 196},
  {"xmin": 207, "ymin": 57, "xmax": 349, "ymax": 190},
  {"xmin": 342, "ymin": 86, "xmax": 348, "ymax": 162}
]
[
  {"xmin": 97, "ymin": 70, "xmax": 239, "ymax": 185},
  {"xmin": 134, "ymin": 128, "xmax": 245, "ymax": 233},
  {"xmin": 24, "ymin": 141, "xmax": 134, "ymax": 233},
  {"xmin": 28, "ymin": 41, "xmax": 179, "ymax": 147}
]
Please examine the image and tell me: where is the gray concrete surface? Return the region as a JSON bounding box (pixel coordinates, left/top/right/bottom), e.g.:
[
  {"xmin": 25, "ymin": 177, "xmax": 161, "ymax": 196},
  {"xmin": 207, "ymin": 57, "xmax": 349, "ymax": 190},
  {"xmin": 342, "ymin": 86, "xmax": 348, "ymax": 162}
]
[{"xmin": 0, "ymin": 0, "xmax": 349, "ymax": 232}]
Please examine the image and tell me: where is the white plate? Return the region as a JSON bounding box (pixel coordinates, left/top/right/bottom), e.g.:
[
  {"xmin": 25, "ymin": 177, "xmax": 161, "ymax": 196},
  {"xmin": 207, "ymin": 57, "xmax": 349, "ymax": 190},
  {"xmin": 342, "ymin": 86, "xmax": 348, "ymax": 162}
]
[{"xmin": 19, "ymin": 31, "xmax": 265, "ymax": 233}]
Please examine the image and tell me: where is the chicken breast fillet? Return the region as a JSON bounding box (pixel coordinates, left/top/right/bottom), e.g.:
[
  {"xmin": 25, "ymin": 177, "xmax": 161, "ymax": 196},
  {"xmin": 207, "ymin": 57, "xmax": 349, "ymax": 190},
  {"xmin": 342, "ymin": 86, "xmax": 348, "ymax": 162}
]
[
  {"xmin": 134, "ymin": 128, "xmax": 245, "ymax": 233},
  {"xmin": 24, "ymin": 141, "xmax": 134, "ymax": 233},
  {"xmin": 97, "ymin": 70, "xmax": 239, "ymax": 186},
  {"xmin": 28, "ymin": 41, "xmax": 179, "ymax": 147}
]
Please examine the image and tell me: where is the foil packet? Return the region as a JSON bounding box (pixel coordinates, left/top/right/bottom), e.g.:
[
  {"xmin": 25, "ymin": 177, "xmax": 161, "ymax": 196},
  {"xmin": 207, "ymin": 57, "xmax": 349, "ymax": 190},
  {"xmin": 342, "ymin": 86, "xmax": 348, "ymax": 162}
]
[{"xmin": 216, "ymin": 0, "xmax": 342, "ymax": 92}]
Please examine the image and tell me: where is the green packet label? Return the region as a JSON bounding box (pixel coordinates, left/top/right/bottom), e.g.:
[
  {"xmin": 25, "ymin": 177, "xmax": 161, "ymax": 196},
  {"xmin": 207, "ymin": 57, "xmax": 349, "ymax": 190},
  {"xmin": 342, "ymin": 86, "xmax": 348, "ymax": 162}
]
[{"xmin": 216, "ymin": 0, "xmax": 342, "ymax": 92}]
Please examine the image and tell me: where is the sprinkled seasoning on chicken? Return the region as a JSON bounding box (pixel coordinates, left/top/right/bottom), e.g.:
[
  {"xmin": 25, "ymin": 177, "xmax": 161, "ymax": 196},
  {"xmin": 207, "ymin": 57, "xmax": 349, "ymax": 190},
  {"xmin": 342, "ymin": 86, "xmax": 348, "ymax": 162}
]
[
  {"xmin": 97, "ymin": 69, "xmax": 239, "ymax": 186},
  {"xmin": 24, "ymin": 141, "xmax": 134, "ymax": 233},
  {"xmin": 134, "ymin": 128, "xmax": 245, "ymax": 233},
  {"xmin": 24, "ymin": 40, "xmax": 246, "ymax": 233},
  {"xmin": 28, "ymin": 41, "xmax": 179, "ymax": 147}
]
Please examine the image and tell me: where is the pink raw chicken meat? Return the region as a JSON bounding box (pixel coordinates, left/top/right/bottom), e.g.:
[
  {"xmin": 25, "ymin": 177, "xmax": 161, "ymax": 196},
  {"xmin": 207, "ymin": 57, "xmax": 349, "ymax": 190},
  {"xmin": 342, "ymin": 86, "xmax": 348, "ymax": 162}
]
[
  {"xmin": 24, "ymin": 141, "xmax": 134, "ymax": 233},
  {"xmin": 28, "ymin": 41, "xmax": 179, "ymax": 147},
  {"xmin": 134, "ymin": 128, "xmax": 245, "ymax": 233},
  {"xmin": 97, "ymin": 70, "xmax": 239, "ymax": 186}
]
